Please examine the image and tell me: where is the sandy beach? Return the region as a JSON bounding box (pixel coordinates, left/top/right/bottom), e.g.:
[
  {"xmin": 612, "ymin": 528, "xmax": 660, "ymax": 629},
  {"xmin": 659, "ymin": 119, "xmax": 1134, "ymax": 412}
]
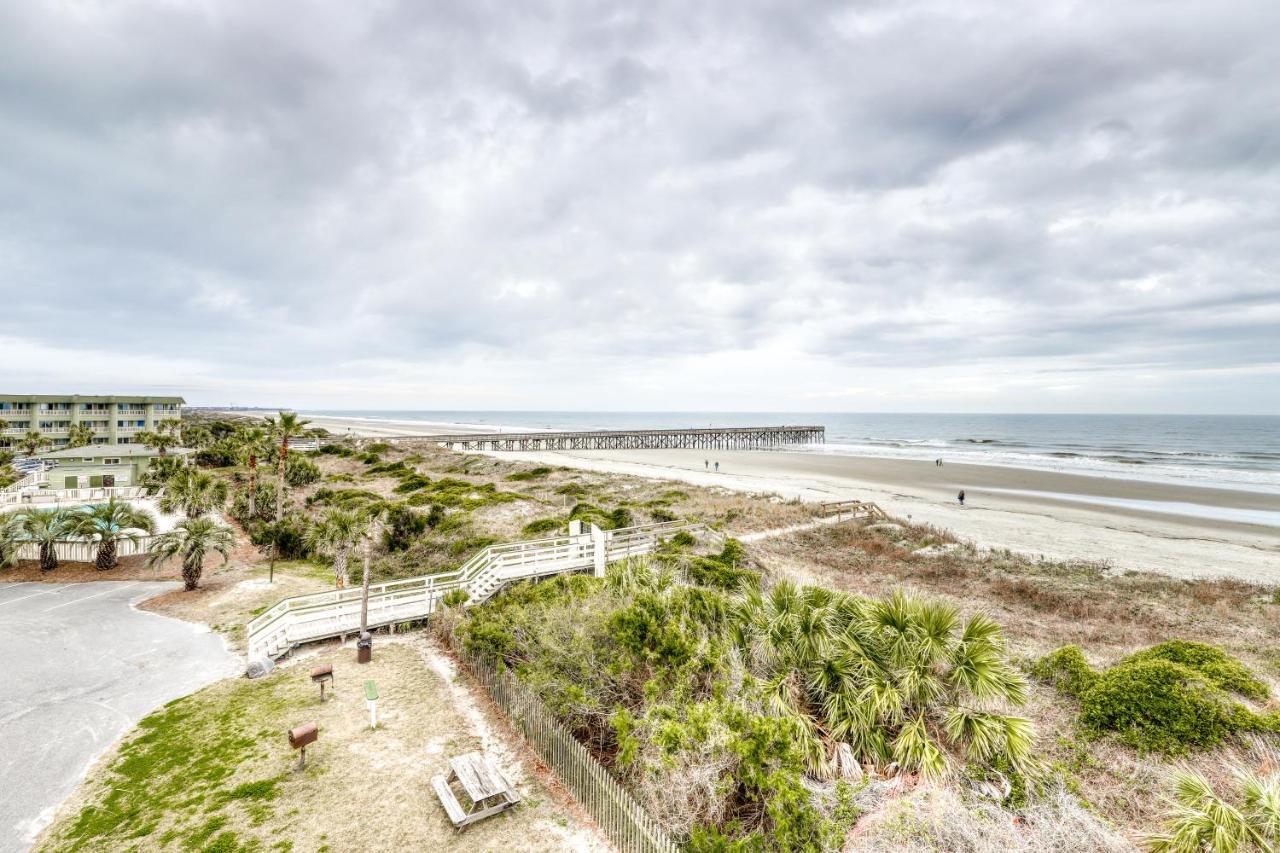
[{"xmin": 297, "ymin": 413, "xmax": 1280, "ymax": 582}]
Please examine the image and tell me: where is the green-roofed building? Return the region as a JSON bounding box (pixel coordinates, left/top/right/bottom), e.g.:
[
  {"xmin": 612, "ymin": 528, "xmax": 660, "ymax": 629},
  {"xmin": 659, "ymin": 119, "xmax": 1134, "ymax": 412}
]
[
  {"xmin": 0, "ymin": 394, "xmax": 184, "ymax": 449},
  {"xmin": 33, "ymin": 444, "xmax": 194, "ymax": 490}
]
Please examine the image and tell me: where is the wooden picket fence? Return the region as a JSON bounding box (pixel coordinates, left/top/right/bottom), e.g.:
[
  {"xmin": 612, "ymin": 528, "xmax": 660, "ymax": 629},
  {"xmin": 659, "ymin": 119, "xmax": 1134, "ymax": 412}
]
[{"xmin": 453, "ymin": 648, "xmax": 679, "ymax": 853}]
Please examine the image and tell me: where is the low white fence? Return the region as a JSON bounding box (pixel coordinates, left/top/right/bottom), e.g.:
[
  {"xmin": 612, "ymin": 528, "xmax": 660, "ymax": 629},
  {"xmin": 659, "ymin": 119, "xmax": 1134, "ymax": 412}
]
[
  {"xmin": 0, "ymin": 485, "xmax": 149, "ymax": 508},
  {"xmin": 246, "ymin": 520, "xmax": 701, "ymax": 660},
  {"xmin": 13, "ymin": 534, "xmax": 157, "ymax": 563}
]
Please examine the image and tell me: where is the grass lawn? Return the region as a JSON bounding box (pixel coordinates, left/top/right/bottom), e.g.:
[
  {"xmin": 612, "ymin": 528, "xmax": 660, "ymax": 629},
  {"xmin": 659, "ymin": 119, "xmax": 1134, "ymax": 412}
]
[{"xmin": 38, "ymin": 641, "xmax": 602, "ymax": 852}]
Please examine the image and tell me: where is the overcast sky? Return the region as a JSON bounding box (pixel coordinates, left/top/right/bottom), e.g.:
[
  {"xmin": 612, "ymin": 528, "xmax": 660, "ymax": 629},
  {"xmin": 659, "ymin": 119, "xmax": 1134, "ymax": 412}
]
[{"xmin": 1, "ymin": 1, "xmax": 1277, "ymax": 413}]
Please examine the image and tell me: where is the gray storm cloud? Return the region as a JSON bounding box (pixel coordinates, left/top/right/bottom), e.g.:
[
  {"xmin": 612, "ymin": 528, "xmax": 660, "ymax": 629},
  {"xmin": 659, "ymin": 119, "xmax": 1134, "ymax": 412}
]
[{"xmin": 0, "ymin": 0, "xmax": 1276, "ymax": 410}]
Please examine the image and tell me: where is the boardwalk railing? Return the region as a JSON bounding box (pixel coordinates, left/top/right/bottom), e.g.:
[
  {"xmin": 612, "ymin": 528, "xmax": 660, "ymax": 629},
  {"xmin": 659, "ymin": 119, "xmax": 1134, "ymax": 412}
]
[
  {"xmin": 402, "ymin": 425, "xmax": 825, "ymax": 452},
  {"xmin": 246, "ymin": 520, "xmax": 701, "ymax": 661},
  {"xmin": 817, "ymin": 499, "xmax": 888, "ymax": 521},
  {"xmin": 453, "ymin": 647, "xmax": 678, "ymax": 853}
]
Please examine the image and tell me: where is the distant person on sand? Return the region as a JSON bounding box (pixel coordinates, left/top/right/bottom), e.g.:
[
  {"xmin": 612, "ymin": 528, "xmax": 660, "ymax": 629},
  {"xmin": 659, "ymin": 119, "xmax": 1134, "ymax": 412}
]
[
  {"xmin": 704, "ymin": 459, "xmax": 709, "ymax": 471},
  {"xmin": 714, "ymin": 461, "xmax": 720, "ymax": 473},
  {"xmin": 958, "ymin": 489, "xmax": 965, "ymax": 506},
  {"xmin": 936, "ymin": 458, "xmax": 943, "ymax": 466}
]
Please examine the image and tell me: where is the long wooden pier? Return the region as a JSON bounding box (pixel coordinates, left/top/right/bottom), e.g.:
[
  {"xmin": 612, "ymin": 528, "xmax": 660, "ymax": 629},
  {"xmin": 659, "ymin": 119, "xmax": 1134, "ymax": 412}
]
[{"xmin": 399, "ymin": 425, "xmax": 824, "ymax": 452}]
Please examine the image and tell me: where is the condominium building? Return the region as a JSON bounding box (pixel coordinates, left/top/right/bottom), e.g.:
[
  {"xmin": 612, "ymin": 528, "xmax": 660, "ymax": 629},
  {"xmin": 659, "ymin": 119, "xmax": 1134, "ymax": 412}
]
[{"xmin": 0, "ymin": 394, "xmax": 184, "ymax": 449}]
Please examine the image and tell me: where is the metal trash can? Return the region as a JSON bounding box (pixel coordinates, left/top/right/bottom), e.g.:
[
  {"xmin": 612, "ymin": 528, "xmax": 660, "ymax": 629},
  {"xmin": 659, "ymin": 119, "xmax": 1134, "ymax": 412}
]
[{"xmin": 357, "ymin": 631, "xmax": 372, "ymax": 664}]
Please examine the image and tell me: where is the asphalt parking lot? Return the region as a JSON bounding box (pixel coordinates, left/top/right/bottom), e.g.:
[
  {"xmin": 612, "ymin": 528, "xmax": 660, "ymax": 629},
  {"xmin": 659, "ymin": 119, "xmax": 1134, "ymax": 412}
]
[{"xmin": 0, "ymin": 582, "xmax": 240, "ymax": 852}]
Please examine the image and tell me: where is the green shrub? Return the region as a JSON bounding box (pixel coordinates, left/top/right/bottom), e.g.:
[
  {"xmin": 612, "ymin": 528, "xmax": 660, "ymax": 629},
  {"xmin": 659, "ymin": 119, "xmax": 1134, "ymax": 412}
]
[
  {"xmin": 1038, "ymin": 640, "xmax": 1271, "ymax": 752},
  {"xmin": 393, "ymin": 474, "xmax": 432, "ymax": 493},
  {"xmin": 1121, "ymin": 641, "xmax": 1269, "ymax": 700},
  {"xmin": 1079, "ymin": 660, "xmax": 1238, "ymax": 752},
  {"xmin": 522, "ymin": 517, "xmax": 564, "ymax": 536},
  {"xmin": 382, "ymin": 505, "xmax": 428, "ymax": 552},
  {"xmin": 441, "ymin": 589, "xmax": 469, "ymax": 608},
  {"xmin": 284, "ymin": 455, "xmax": 321, "ymax": 488},
  {"xmin": 1029, "ymin": 645, "xmax": 1098, "ymax": 697},
  {"xmin": 305, "ymin": 488, "xmax": 382, "ymax": 509},
  {"xmin": 505, "ymin": 466, "xmax": 552, "ymax": 481},
  {"xmin": 318, "ymin": 443, "xmax": 355, "ymax": 457},
  {"xmin": 364, "ymin": 442, "xmax": 392, "ymax": 454}
]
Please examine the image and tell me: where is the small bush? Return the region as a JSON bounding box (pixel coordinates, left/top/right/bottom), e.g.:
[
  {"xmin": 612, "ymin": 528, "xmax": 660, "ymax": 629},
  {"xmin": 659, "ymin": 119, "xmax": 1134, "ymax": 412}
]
[
  {"xmin": 284, "ymin": 455, "xmax": 321, "ymax": 488},
  {"xmin": 1029, "ymin": 646, "xmax": 1098, "ymax": 697},
  {"xmin": 522, "ymin": 517, "xmax": 564, "ymax": 536},
  {"xmin": 506, "ymin": 466, "xmax": 552, "ymax": 481},
  {"xmin": 1079, "ymin": 660, "xmax": 1237, "ymax": 752},
  {"xmin": 318, "ymin": 443, "xmax": 355, "ymax": 457},
  {"xmin": 1121, "ymin": 641, "xmax": 1269, "ymax": 700},
  {"xmin": 1040, "ymin": 640, "xmax": 1272, "ymax": 753}
]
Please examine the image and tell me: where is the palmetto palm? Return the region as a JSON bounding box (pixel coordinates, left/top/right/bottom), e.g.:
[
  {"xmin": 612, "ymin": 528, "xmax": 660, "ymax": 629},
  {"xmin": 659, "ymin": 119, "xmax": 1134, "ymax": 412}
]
[
  {"xmin": 156, "ymin": 418, "xmax": 183, "ymax": 442},
  {"xmin": 17, "ymin": 430, "xmax": 50, "ymax": 456},
  {"xmin": 736, "ymin": 583, "xmax": 1032, "ymax": 781},
  {"xmin": 68, "ymin": 497, "xmax": 157, "ymax": 570},
  {"xmin": 148, "ymin": 517, "xmax": 236, "ymax": 590},
  {"xmin": 158, "ymin": 468, "xmax": 228, "ymax": 519},
  {"xmin": 0, "ymin": 512, "xmax": 24, "ymax": 569},
  {"xmin": 16, "ymin": 508, "xmax": 73, "ymax": 571},
  {"xmin": 66, "ymin": 423, "xmax": 96, "ymax": 449},
  {"xmin": 140, "ymin": 456, "xmax": 186, "ymax": 496},
  {"xmin": 137, "ymin": 430, "xmax": 180, "ymax": 457},
  {"xmin": 1147, "ymin": 768, "xmax": 1280, "ymax": 853},
  {"xmin": 238, "ymin": 426, "xmax": 269, "ymax": 519},
  {"xmin": 264, "ymin": 412, "xmax": 310, "ymax": 522},
  {"xmin": 304, "ymin": 508, "xmax": 365, "ymax": 588}
]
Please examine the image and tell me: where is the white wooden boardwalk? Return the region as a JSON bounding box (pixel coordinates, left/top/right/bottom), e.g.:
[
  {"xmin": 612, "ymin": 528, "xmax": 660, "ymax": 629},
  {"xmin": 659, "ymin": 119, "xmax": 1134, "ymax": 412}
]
[{"xmin": 246, "ymin": 520, "xmax": 699, "ymax": 660}]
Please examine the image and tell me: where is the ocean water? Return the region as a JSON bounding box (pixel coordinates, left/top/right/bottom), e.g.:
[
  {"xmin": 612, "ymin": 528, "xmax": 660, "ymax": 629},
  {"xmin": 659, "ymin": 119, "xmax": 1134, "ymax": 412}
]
[{"xmin": 303, "ymin": 411, "xmax": 1280, "ymax": 495}]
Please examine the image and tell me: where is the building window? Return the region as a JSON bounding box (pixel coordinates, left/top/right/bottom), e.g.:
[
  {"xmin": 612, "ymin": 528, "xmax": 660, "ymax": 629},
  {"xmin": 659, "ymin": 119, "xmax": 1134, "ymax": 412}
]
[{"xmin": 103, "ymin": 458, "xmax": 120, "ymax": 465}]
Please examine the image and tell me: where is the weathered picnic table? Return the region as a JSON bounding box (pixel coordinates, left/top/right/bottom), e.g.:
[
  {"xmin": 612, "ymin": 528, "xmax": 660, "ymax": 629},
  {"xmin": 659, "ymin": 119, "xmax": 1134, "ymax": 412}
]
[{"xmin": 432, "ymin": 751, "xmax": 521, "ymax": 828}]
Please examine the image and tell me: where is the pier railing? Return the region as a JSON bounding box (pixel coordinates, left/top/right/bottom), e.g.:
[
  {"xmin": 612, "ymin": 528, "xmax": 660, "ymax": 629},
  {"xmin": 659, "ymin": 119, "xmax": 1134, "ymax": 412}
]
[{"xmin": 397, "ymin": 425, "xmax": 825, "ymax": 452}]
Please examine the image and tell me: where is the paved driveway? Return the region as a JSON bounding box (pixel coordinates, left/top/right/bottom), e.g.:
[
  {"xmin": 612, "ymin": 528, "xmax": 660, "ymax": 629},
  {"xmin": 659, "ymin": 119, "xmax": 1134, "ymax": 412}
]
[{"xmin": 0, "ymin": 582, "xmax": 240, "ymax": 852}]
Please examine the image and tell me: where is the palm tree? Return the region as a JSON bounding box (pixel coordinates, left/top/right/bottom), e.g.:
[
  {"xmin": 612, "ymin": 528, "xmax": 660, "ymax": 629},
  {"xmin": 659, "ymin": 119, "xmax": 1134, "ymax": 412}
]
[
  {"xmin": 0, "ymin": 512, "xmax": 24, "ymax": 569},
  {"xmin": 735, "ymin": 584, "xmax": 1032, "ymax": 780},
  {"xmin": 17, "ymin": 430, "xmax": 49, "ymax": 457},
  {"xmin": 158, "ymin": 468, "xmax": 228, "ymax": 519},
  {"xmin": 148, "ymin": 517, "xmax": 236, "ymax": 590},
  {"xmin": 238, "ymin": 426, "xmax": 269, "ymax": 519},
  {"xmin": 68, "ymin": 497, "xmax": 157, "ymax": 570},
  {"xmin": 156, "ymin": 418, "xmax": 183, "ymax": 442},
  {"xmin": 359, "ymin": 505, "xmax": 388, "ymax": 634},
  {"xmin": 140, "ymin": 456, "xmax": 187, "ymax": 496},
  {"xmin": 264, "ymin": 412, "xmax": 310, "ymax": 523},
  {"xmin": 137, "ymin": 430, "xmax": 180, "ymax": 457},
  {"xmin": 16, "ymin": 508, "xmax": 72, "ymax": 571},
  {"xmin": 304, "ymin": 508, "xmax": 365, "ymax": 588},
  {"xmin": 66, "ymin": 423, "xmax": 96, "ymax": 449}
]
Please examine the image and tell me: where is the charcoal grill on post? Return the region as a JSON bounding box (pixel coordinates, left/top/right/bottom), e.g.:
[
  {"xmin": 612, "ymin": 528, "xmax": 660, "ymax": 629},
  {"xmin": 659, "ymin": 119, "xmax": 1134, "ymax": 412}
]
[
  {"xmin": 288, "ymin": 722, "xmax": 318, "ymax": 770},
  {"xmin": 311, "ymin": 664, "xmax": 334, "ymax": 701}
]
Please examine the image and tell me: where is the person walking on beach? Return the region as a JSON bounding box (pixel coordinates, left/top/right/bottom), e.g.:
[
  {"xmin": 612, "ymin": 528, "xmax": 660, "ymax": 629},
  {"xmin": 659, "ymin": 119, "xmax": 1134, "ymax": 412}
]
[
  {"xmin": 958, "ymin": 489, "xmax": 965, "ymax": 506},
  {"xmin": 704, "ymin": 459, "xmax": 709, "ymax": 471},
  {"xmin": 714, "ymin": 461, "xmax": 720, "ymax": 473}
]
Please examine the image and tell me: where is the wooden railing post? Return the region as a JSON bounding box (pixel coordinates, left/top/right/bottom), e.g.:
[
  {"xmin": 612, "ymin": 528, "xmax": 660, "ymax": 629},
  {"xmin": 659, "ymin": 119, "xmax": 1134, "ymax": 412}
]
[{"xmin": 591, "ymin": 524, "xmax": 607, "ymax": 578}]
